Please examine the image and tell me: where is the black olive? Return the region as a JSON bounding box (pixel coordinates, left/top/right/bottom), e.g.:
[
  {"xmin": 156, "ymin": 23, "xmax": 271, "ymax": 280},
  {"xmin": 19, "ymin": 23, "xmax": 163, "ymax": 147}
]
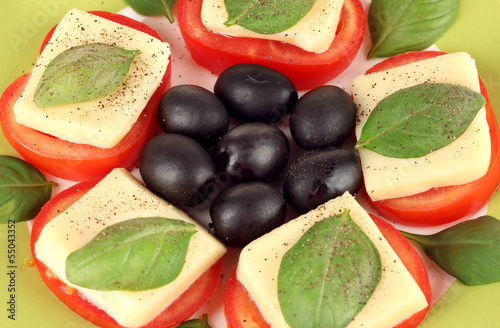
[
  {"xmin": 139, "ymin": 133, "xmax": 217, "ymax": 206},
  {"xmin": 214, "ymin": 122, "xmax": 290, "ymax": 183},
  {"xmin": 289, "ymin": 85, "xmax": 356, "ymax": 150},
  {"xmin": 157, "ymin": 85, "xmax": 229, "ymax": 148},
  {"xmin": 210, "ymin": 182, "xmax": 287, "ymax": 247},
  {"xmin": 214, "ymin": 63, "xmax": 298, "ymax": 123},
  {"xmin": 283, "ymin": 148, "xmax": 362, "ymax": 214}
]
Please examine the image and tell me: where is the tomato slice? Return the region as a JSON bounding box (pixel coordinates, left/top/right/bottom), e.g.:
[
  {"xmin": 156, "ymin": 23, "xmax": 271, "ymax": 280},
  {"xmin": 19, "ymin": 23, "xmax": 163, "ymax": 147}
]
[
  {"xmin": 224, "ymin": 214, "xmax": 431, "ymax": 328},
  {"xmin": 177, "ymin": 0, "xmax": 365, "ymax": 90},
  {"xmin": 362, "ymin": 51, "xmax": 500, "ymax": 226},
  {"xmin": 0, "ymin": 11, "xmax": 171, "ymax": 181},
  {"xmin": 30, "ymin": 179, "xmax": 222, "ymax": 328},
  {"xmin": 368, "ymin": 215, "xmax": 431, "ymax": 328}
]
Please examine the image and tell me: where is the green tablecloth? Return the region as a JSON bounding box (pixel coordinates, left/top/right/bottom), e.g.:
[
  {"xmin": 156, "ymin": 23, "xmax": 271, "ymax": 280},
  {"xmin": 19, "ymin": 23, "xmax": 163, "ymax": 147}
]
[{"xmin": 1, "ymin": 0, "xmax": 499, "ymax": 327}]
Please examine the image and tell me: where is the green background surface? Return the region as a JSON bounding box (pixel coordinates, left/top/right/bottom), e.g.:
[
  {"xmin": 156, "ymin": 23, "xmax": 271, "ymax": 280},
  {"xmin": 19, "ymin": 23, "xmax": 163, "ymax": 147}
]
[{"xmin": 1, "ymin": 0, "xmax": 499, "ymax": 327}]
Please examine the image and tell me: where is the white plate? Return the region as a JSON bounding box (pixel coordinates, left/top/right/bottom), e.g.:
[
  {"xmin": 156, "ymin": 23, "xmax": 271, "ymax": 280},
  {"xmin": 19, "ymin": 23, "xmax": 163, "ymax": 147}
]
[{"xmin": 41, "ymin": 2, "xmax": 488, "ymax": 326}]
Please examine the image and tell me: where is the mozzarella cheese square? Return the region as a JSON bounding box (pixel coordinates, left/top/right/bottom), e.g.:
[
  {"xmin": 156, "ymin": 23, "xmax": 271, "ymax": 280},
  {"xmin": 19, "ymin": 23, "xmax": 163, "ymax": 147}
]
[
  {"xmin": 35, "ymin": 168, "xmax": 226, "ymax": 328},
  {"xmin": 14, "ymin": 9, "xmax": 170, "ymax": 148},
  {"xmin": 201, "ymin": 0, "xmax": 344, "ymax": 53},
  {"xmin": 352, "ymin": 52, "xmax": 491, "ymax": 201},
  {"xmin": 237, "ymin": 192, "xmax": 428, "ymax": 328}
]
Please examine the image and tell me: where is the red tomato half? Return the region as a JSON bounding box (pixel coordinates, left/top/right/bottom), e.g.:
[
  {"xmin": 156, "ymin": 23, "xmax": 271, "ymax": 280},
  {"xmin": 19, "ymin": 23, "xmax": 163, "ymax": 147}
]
[
  {"xmin": 30, "ymin": 180, "xmax": 222, "ymax": 328},
  {"xmin": 363, "ymin": 51, "xmax": 500, "ymax": 226},
  {"xmin": 224, "ymin": 214, "xmax": 431, "ymax": 328},
  {"xmin": 0, "ymin": 11, "xmax": 171, "ymax": 181},
  {"xmin": 177, "ymin": 0, "xmax": 365, "ymax": 90}
]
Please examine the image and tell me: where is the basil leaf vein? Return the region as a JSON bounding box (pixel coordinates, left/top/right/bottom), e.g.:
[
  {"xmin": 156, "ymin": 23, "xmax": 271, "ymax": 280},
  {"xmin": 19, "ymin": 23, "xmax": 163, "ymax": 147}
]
[
  {"xmin": 278, "ymin": 210, "xmax": 381, "ymax": 328},
  {"xmin": 34, "ymin": 43, "xmax": 141, "ymax": 108},
  {"xmin": 356, "ymin": 83, "xmax": 486, "ymax": 158},
  {"xmin": 224, "ymin": 0, "xmax": 317, "ymax": 34},
  {"xmin": 368, "ymin": 0, "xmax": 457, "ymax": 58},
  {"xmin": 0, "ymin": 155, "xmax": 56, "ymax": 224},
  {"xmin": 401, "ymin": 216, "xmax": 500, "ymax": 286},
  {"xmin": 65, "ymin": 217, "xmax": 197, "ymax": 291}
]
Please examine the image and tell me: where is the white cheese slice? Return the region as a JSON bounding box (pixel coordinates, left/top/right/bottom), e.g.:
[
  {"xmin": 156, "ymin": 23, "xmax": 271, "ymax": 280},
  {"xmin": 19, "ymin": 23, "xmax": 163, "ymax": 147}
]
[
  {"xmin": 352, "ymin": 52, "xmax": 491, "ymax": 201},
  {"xmin": 237, "ymin": 192, "xmax": 428, "ymax": 328},
  {"xmin": 34, "ymin": 168, "xmax": 226, "ymax": 328},
  {"xmin": 14, "ymin": 9, "xmax": 170, "ymax": 148},
  {"xmin": 201, "ymin": 0, "xmax": 344, "ymax": 53}
]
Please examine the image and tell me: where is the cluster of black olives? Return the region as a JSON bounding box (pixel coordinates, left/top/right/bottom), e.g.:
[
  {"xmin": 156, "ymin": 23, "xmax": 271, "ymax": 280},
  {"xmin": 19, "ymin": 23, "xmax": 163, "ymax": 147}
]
[{"xmin": 139, "ymin": 63, "xmax": 362, "ymax": 247}]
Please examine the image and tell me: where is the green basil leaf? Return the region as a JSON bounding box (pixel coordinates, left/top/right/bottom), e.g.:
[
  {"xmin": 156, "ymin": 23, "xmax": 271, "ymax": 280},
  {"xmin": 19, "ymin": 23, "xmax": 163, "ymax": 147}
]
[
  {"xmin": 34, "ymin": 43, "xmax": 141, "ymax": 108},
  {"xmin": 401, "ymin": 216, "xmax": 500, "ymax": 286},
  {"xmin": 278, "ymin": 210, "xmax": 381, "ymax": 328},
  {"xmin": 224, "ymin": 0, "xmax": 316, "ymax": 34},
  {"xmin": 0, "ymin": 155, "xmax": 56, "ymax": 224},
  {"xmin": 123, "ymin": 0, "xmax": 177, "ymax": 23},
  {"xmin": 66, "ymin": 217, "xmax": 197, "ymax": 291},
  {"xmin": 367, "ymin": 0, "xmax": 457, "ymax": 58},
  {"xmin": 177, "ymin": 314, "xmax": 212, "ymax": 328},
  {"xmin": 356, "ymin": 83, "xmax": 486, "ymax": 158}
]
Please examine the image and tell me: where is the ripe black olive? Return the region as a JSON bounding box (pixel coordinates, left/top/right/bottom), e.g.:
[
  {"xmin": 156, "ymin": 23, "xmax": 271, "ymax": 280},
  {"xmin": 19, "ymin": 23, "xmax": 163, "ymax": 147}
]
[
  {"xmin": 289, "ymin": 85, "xmax": 356, "ymax": 150},
  {"xmin": 210, "ymin": 182, "xmax": 287, "ymax": 247},
  {"xmin": 283, "ymin": 148, "xmax": 362, "ymax": 214},
  {"xmin": 214, "ymin": 63, "xmax": 298, "ymax": 123},
  {"xmin": 214, "ymin": 122, "xmax": 290, "ymax": 183},
  {"xmin": 139, "ymin": 133, "xmax": 217, "ymax": 207},
  {"xmin": 157, "ymin": 85, "xmax": 230, "ymax": 147}
]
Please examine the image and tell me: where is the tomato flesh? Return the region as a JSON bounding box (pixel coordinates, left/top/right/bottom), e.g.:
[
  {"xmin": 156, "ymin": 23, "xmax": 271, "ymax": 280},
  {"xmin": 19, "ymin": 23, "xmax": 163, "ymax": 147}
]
[
  {"xmin": 177, "ymin": 0, "xmax": 365, "ymax": 90},
  {"xmin": 363, "ymin": 51, "xmax": 500, "ymax": 226},
  {"xmin": 224, "ymin": 214, "xmax": 431, "ymax": 328},
  {"xmin": 30, "ymin": 180, "xmax": 222, "ymax": 328},
  {"xmin": 0, "ymin": 11, "xmax": 171, "ymax": 181}
]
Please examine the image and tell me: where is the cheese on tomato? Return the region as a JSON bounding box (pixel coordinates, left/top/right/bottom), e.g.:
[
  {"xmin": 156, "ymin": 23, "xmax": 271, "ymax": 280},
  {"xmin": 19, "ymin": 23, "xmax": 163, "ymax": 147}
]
[
  {"xmin": 34, "ymin": 168, "xmax": 226, "ymax": 328},
  {"xmin": 352, "ymin": 52, "xmax": 491, "ymax": 201},
  {"xmin": 237, "ymin": 192, "xmax": 428, "ymax": 328},
  {"xmin": 201, "ymin": 0, "xmax": 344, "ymax": 53},
  {"xmin": 13, "ymin": 9, "xmax": 170, "ymax": 148}
]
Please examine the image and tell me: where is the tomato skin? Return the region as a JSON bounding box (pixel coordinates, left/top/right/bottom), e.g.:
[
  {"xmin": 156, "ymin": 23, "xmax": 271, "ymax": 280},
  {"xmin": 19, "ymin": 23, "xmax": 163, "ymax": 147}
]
[
  {"xmin": 224, "ymin": 214, "xmax": 431, "ymax": 328},
  {"xmin": 363, "ymin": 51, "xmax": 500, "ymax": 226},
  {"xmin": 0, "ymin": 11, "xmax": 171, "ymax": 181},
  {"xmin": 30, "ymin": 180, "xmax": 223, "ymax": 328},
  {"xmin": 177, "ymin": 0, "xmax": 365, "ymax": 90}
]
